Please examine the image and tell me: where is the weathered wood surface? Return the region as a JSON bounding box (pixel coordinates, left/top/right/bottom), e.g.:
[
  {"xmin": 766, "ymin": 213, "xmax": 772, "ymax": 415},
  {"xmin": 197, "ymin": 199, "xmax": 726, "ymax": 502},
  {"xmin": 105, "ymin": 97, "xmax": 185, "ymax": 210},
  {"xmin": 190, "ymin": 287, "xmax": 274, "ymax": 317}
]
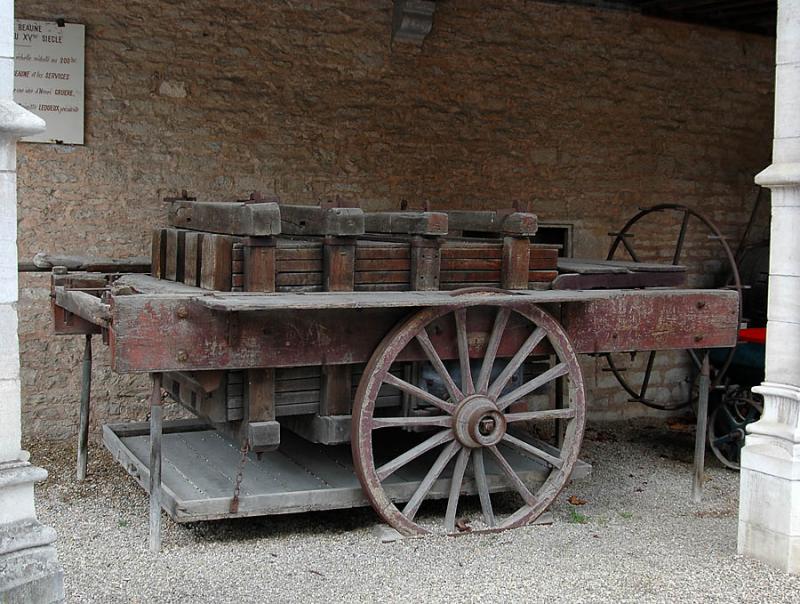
[
  {"xmin": 502, "ymin": 237, "xmax": 531, "ymax": 290},
  {"xmin": 104, "ymin": 422, "xmax": 590, "ymax": 523},
  {"xmin": 183, "ymin": 232, "xmax": 203, "ymax": 287},
  {"xmin": 168, "ymin": 200, "xmax": 281, "ymax": 236},
  {"xmin": 364, "ymin": 212, "xmax": 448, "ymax": 236},
  {"xmin": 108, "ymin": 287, "xmax": 738, "ymax": 372},
  {"xmin": 151, "ymin": 229, "xmax": 166, "ymax": 278},
  {"xmin": 165, "ymin": 229, "xmax": 186, "ymax": 282},
  {"xmin": 200, "ymin": 234, "xmax": 234, "ymax": 291},
  {"xmin": 551, "ymin": 271, "xmax": 686, "ymax": 290},
  {"xmin": 447, "ymin": 211, "xmax": 538, "ymax": 236},
  {"xmin": 553, "ymin": 258, "xmax": 687, "ymax": 290},
  {"xmin": 52, "ymin": 302, "xmax": 101, "ymax": 335},
  {"xmin": 410, "ymin": 236, "xmax": 441, "ymax": 291},
  {"xmin": 54, "ymin": 287, "xmax": 112, "ymax": 326},
  {"xmin": 558, "ymin": 258, "xmax": 686, "ymax": 274},
  {"xmin": 561, "ymin": 291, "xmax": 738, "ymax": 354},
  {"xmin": 31, "ymin": 252, "xmax": 150, "ymax": 273},
  {"xmin": 113, "ymin": 273, "xmax": 202, "ymax": 295},
  {"xmin": 280, "ymin": 204, "xmax": 364, "ymax": 236}
]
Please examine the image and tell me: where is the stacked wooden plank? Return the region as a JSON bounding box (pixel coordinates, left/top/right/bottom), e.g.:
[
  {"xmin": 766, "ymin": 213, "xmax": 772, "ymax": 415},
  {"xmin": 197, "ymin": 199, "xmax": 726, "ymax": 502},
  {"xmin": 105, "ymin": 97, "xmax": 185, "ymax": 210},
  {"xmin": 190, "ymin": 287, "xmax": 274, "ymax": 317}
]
[{"xmin": 148, "ymin": 200, "xmax": 559, "ymax": 448}]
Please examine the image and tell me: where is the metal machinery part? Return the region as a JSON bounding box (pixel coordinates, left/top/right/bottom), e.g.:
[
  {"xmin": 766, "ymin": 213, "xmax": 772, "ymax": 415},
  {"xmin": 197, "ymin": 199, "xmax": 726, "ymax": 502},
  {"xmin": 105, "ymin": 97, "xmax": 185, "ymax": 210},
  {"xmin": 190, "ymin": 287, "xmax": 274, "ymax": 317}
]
[
  {"xmin": 352, "ymin": 299, "xmax": 585, "ymax": 535},
  {"xmin": 604, "ymin": 204, "xmax": 743, "ymax": 410},
  {"xmin": 707, "ymin": 389, "xmax": 763, "ymax": 470}
]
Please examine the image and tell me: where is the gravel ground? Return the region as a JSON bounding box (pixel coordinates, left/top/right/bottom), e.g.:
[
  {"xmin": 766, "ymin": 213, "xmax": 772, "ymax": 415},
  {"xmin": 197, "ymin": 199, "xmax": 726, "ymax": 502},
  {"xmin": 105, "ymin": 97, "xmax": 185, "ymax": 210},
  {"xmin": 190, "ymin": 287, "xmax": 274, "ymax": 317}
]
[{"xmin": 27, "ymin": 419, "xmax": 800, "ymax": 604}]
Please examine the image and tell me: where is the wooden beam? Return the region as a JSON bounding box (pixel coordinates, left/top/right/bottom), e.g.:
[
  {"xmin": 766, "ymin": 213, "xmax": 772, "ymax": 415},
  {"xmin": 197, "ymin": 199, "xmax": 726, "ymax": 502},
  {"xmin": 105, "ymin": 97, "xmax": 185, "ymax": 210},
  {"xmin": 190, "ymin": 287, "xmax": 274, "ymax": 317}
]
[
  {"xmin": 54, "ymin": 287, "xmax": 112, "ymax": 326},
  {"xmin": 109, "ymin": 289, "xmax": 739, "ymax": 373},
  {"xmin": 280, "ymin": 204, "xmax": 364, "ymax": 236},
  {"xmin": 364, "ymin": 212, "xmax": 448, "ymax": 236},
  {"xmin": 168, "ymin": 200, "xmax": 281, "ymax": 237},
  {"xmin": 446, "ymin": 211, "xmax": 538, "ymax": 236}
]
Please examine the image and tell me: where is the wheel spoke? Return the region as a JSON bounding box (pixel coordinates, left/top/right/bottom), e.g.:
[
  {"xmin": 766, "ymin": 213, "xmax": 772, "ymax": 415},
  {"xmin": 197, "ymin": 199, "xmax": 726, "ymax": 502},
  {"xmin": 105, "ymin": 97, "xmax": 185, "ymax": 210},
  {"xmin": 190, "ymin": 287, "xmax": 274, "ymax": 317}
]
[
  {"xmin": 673, "ymin": 209, "xmax": 690, "ymax": 265},
  {"xmin": 720, "ymin": 403, "xmax": 746, "ymax": 429},
  {"xmin": 497, "ymin": 362, "xmax": 569, "ymax": 411},
  {"xmin": 502, "ymin": 433, "xmax": 564, "ymax": 469},
  {"xmin": 372, "ymin": 416, "xmax": 453, "ymax": 429},
  {"xmin": 488, "ymin": 327, "xmax": 547, "ymax": 399},
  {"xmin": 416, "ymin": 328, "xmax": 463, "ymax": 403},
  {"xmin": 377, "ymin": 429, "xmax": 455, "ymax": 481},
  {"xmin": 487, "ymin": 445, "xmax": 537, "ymax": 506},
  {"xmin": 477, "ymin": 307, "xmax": 511, "ymax": 393},
  {"xmin": 505, "ymin": 408, "xmax": 576, "ymax": 423},
  {"xmin": 383, "ymin": 373, "xmax": 455, "ymax": 414},
  {"xmin": 621, "ymin": 234, "xmax": 640, "ymax": 262},
  {"xmin": 688, "ymin": 349, "xmax": 702, "ymax": 372},
  {"xmin": 638, "ymin": 351, "xmax": 657, "ymax": 399},
  {"xmin": 444, "ymin": 446, "xmax": 471, "ymax": 532},
  {"xmin": 402, "ymin": 441, "xmax": 461, "ymax": 521},
  {"xmin": 454, "ymin": 308, "xmax": 474, "ymax": 396},
  {"xmin": 712, "ymin": 431, "xmax": 742, "ymax": 448},
  {"xmin": 472, "ymin": 448, "xmax": 495, "ymax": 527}
]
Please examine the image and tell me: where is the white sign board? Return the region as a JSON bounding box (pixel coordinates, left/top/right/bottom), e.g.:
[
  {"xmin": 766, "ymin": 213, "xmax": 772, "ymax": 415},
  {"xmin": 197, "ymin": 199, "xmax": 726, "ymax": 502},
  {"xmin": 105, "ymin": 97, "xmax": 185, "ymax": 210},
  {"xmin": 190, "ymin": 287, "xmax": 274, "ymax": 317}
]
[{"xmin": 13, "ymin": 20, "xmax": 85, "ymax": 144}]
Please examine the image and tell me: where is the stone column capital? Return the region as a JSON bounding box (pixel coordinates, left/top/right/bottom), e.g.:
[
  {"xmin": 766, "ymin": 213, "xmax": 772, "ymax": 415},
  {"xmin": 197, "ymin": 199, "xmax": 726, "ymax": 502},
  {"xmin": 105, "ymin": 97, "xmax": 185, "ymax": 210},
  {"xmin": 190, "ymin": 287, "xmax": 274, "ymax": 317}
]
[{"xmin": 755, "ymin": 163, "xmax": 800, "ymax": 189}]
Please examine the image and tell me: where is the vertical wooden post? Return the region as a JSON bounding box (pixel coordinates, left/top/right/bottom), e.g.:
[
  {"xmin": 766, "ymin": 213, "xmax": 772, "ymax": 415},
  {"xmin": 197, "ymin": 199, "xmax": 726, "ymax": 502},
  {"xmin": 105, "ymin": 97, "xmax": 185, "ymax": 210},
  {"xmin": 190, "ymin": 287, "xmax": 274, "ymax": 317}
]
[
  {"xmin": 183, "ymin": 231, "xmax": 203, "ymax": 287},
  {"xmin": 76, "ymin": 335, "xmax": 92, "ymax": 481},
  {"xmin": 164, "ymin": 228, "xmax": 186, "ymax": 282},
  {"xmin": 243, "ymin": 238, "xmax": 279, "ymax": 451},
  {"xmin": 323, "ymin": 236, "xmax": 355, "ymax": 292},
  {"xmin": 410, "ymin": 236, "xmax": 441, "ymax": 291},
  {"xmin": 321, "ymin": 236, "xmax": 356, "ymax": 416},
  {"xmin": 501, "ymin": 236, "xmax": 531, "ymax": 290},
  {"xmin": 692, "ymin": 353, "xmax": 710, "ymax": 503},
  {"xmin": 149, "ymin": 372, "xmax": 164, "ymax": 553},
  {"xmin": 151, "ymin": 228, "xmax": 166, "ymax": 278}
]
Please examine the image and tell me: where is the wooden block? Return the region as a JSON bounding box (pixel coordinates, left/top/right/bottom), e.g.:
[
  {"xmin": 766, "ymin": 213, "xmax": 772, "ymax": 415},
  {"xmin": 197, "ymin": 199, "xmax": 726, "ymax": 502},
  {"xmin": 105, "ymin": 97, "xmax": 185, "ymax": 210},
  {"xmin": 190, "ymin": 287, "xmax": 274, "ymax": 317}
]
[
  {"xmin": 151, "ymin": 229, "xmax": 166, "ymax": 278},
  {"xmin": 183, "ymin": 232, "xmax": 203, "ymax": 287},
  {"xmin": 200, "ymin": 234, "xmax": 234, "ymax": 291},
  {"xmin": 502, "ymin": 236, "xmax": 531, "ymax": 290},
  {"xmin": 244, "ymin": 245, "xmax": 276, "ymax": 292},
  {"xmin": 364, "ymin": 211, "xmax": 448, "ymax": 236},
  {"xmin": 248, "ymin": 368, "xmax": 276, "ymax": 422},
  {"xmin": 320, "ymin": 365, "xmax": 352, "ymax": 416},
  {"xmin": 168, "ymin": 200, "xmax": 281, "ymax": 236},
  {"xmin": 323, "ymin": 237, "xmax": 356, "ymax": 292},
  {"xmin": 280, "ymin": 204, "xmax": 364, "ymax": 236}
]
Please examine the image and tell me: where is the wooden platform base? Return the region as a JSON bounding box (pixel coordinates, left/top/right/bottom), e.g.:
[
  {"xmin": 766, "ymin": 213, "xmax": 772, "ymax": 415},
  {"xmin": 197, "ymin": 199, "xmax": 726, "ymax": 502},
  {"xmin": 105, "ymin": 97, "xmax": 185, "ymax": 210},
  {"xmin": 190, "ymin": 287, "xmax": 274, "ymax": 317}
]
[{"xmin": 103, "ymin": 420, "xmax": 591, "ymax": 524}]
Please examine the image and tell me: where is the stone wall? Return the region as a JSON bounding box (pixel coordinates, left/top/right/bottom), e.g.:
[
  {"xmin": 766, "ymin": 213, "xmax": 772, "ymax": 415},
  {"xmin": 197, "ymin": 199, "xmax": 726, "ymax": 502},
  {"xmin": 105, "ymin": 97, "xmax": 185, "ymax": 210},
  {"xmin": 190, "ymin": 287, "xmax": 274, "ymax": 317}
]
[{"xmin": 15, "ymin": 0, "xmax": 775, "ymax": 439}]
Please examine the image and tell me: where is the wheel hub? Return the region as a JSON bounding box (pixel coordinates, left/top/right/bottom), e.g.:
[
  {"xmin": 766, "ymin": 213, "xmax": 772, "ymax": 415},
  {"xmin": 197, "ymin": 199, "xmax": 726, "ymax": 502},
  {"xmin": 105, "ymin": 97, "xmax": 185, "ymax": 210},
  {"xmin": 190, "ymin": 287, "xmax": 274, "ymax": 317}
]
[{"xmin": 454, "ymin": 395, "xmax": 507, "ymax": 448}]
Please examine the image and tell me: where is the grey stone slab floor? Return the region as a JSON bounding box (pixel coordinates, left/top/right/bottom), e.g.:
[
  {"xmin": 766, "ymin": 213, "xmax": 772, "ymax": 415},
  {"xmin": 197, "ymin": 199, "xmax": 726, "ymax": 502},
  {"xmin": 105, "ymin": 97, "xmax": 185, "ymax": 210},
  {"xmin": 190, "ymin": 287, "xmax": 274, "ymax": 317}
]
[{"xmin": 27, "ymin": 420, "xmax": 800, "ymax": 603}]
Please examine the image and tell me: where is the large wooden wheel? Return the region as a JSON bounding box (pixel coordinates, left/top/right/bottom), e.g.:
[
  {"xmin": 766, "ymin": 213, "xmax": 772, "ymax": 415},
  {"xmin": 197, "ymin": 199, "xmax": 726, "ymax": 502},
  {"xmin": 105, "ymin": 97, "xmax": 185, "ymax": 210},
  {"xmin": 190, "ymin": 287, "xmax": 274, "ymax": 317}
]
[{"xmin": 352, "ymin": 298, "xmax": 586, "ymax": 536}]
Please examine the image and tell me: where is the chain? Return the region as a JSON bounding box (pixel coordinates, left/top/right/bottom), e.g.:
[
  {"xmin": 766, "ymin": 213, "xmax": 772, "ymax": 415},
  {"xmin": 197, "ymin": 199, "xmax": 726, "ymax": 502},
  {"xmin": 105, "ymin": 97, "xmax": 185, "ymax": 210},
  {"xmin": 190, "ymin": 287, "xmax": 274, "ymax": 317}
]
[{"xmin": 229, "ymin": 439, "xmax": 250, "ymax": 514}]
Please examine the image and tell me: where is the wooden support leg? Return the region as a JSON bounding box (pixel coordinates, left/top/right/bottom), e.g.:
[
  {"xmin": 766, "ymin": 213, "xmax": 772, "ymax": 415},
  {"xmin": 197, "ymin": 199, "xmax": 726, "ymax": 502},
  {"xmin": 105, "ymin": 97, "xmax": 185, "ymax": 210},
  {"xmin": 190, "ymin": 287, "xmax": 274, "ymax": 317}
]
[
  {"xmin": 148, "ymin": 372, "xmax": 164, "ymax": 553},
  {"xmin": 692, "ymin": 354, "xmax": 710, "ymax": 503},
  {"xmin": 76, "ymin": 335, "xmax": 93, "ymax": 481}
]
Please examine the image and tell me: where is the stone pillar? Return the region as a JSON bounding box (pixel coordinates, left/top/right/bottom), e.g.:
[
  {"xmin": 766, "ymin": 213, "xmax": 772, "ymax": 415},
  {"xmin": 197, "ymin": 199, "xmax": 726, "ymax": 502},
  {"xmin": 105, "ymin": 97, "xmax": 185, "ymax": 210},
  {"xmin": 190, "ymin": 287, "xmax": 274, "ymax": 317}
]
[
  {"xmin": 0, "ymin": 4, "xmax": 64, "ymax": 602},
  {"xmin": 738, "ymin": 0, "xmax": 800, "ymax": 574}
]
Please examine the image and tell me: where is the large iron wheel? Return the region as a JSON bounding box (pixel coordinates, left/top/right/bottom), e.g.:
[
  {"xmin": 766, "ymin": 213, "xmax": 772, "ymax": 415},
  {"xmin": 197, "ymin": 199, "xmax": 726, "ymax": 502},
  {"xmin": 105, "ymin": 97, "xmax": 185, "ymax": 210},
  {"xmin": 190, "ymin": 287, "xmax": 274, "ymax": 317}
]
[
  {"xmin": 352, "ymin": 298, "xmax": 586, "ymax": 536},
  {"xmin": 604, "ymin": 204, "xmax": 743, "ymax": 410}
]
